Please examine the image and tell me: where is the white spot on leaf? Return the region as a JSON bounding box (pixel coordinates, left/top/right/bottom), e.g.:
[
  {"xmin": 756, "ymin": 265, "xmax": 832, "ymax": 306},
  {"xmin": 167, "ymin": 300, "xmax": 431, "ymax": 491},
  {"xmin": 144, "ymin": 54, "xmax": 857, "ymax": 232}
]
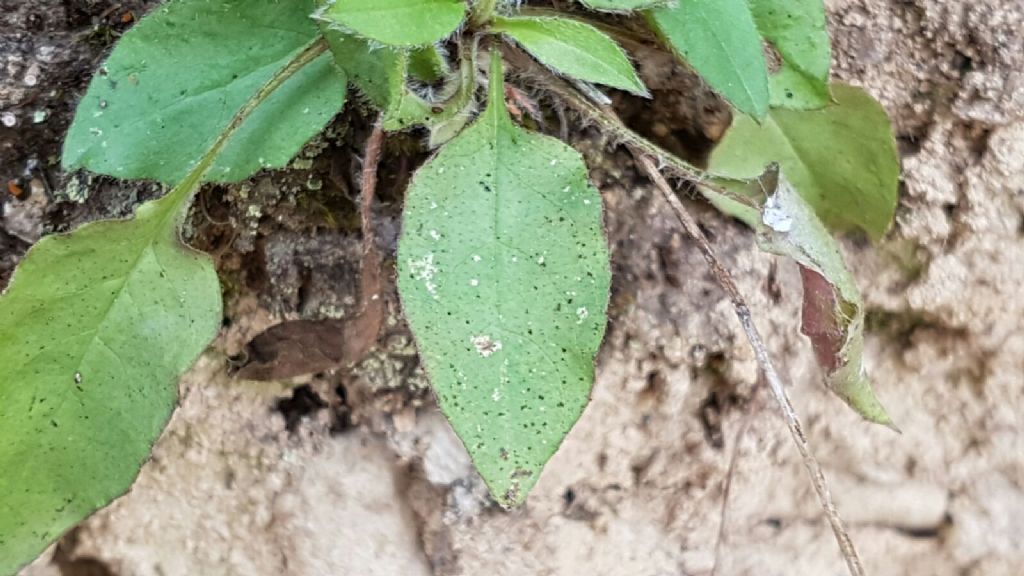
[
  {"xmin": 472, "ymin": 335, "xmax": 502, "ymax": 358},
  {"xmin": 762, "ymin": 193, "xmax": 794, "ymax": 233},
  {"xmin": 408, "ymin": 253, "xmax": 440, "ymax": 299},
  {"xmin": 576, "ymin": 307, "xmax": 589, "ymax": 324}
]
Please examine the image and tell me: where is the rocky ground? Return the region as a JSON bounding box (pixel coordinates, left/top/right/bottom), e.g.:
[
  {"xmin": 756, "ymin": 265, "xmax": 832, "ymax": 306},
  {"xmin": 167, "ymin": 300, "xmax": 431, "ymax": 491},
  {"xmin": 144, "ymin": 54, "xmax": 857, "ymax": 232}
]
[{"xmin": 3, "ymin": 0, "xmax": 1023, "ymax": 575}]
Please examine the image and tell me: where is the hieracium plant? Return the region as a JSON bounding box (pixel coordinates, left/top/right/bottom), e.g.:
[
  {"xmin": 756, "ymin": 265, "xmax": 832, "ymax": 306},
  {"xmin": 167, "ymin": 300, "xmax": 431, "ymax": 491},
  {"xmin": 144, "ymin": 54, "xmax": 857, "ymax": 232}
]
[{"xmin": 0, "ymin": 0, "xmax": 899, "ymax": 573}]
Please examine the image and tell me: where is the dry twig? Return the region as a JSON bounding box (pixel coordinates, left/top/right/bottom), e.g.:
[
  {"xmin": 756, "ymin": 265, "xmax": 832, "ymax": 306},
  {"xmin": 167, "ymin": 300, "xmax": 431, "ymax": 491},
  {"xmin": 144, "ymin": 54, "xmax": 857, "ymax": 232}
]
[
  {"xmin": 710, "ymin": 385, "xmax": 768, "ymax": 576},
  {"xmin": 633, "ymin": 154, "xmax": 865, "ymax": 576}
]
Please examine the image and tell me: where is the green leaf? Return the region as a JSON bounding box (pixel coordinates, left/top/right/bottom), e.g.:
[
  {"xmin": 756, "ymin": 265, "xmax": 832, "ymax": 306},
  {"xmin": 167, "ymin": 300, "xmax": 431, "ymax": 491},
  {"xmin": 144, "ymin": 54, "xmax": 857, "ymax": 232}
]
[
  {"xmin": 0, "ymin": 177, "xmax": 221, "ymax": 574},
  {"xmin": 425, "ymin": 48, "xmax": 481, "ymax": 147},
  {"xmin": 322, "ymin": 0, "xmax": 466, "ymax": 46},
  {"xmin": 708, "ymin": 84, "xmax": 899, "ymax": 240},
  {"xmin": 321, "ymin": 29, "xmax": 425, "ymax": 127},
  {"xmin": 321, "ymin": 29, "xmax": 400, "ymax": 109},
  {"xmin": 2, "ymin": 34, "xmax": 325, "ymax": 570},
  {"xmin": 384, "ymin": 44, "xmax": 478, "ymax": 132},
  {"xmin": 321, "ymin": 27, "xmax": 477, "ymax": 132},
  {"xmin": 578, "ymin": 0, "xmax": 668, "ymax": 10},
  {"xmin": 408, "ymin": 45, "xmax": 450, "ymax": 83},
  {"xmin": 319, "ymin": 0, "xmax": 469, "ymax": 132},
  {"xmin": 427, "ymin": 100, "xmax": 476, "ymax": 148},
  {"xmin": 63, "ymin": 0, "xmax": 347, "ymax": 185},
  {"xmin": 649, "ymin": 0, "xmax": 769, "ymax": 118},
  {"xmin": 753, "ymin": 170, "xmax": 893, "ymax": 427},
  {"xmin": 749, "ymin": 0, "xmax": 832, "ymax": 109},
  {"xmin": 493, "ymin": 16, "xmax": 647, "ymax": 95},
  {"xmin": 398, "ymin": 52, "xmax": 611, "ymax": 507},
  {"xmin": 377, "ymin": 51, "xmax": 439, "ymax": 130}
]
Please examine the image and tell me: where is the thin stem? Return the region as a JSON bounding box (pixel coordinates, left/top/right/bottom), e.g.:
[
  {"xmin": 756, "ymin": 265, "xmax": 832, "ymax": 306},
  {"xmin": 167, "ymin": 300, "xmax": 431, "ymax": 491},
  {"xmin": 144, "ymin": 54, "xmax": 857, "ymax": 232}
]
[
  {"xmin": 634, "ymin": 154, "xmax": 866, "ymax": 576},
  {"xmin": 360, "ymin": 119, "xmax": 385, "ymax": 254},
  {"xmin": 497, "ymin": 43, "xmax": 757, "ymax": 210},
  {"xmin": 342, "ymin": 116, "xmax": 387, "ymax": 363}
]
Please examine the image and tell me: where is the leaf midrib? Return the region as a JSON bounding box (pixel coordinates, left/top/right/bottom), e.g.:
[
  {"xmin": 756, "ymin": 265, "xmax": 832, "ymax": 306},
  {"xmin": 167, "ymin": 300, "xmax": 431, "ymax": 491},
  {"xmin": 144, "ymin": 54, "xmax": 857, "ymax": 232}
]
[
  {"xmin": 73, "ymin": 55, "xmax": 294, "ymax": 176},
  {"xmin": 501, "ymin": 18, "xmax": 639, "ymax": 92},
  {"xmin": 9, "ymin": 202, "xmax": 182, "ymax": 425},
  {"xmin": 689, "ymin": 5, "xmax": 765, "ymax": 115},
  {"xmin": 335, "ymin": 0, "xmax": 456, "ymax": 19}
]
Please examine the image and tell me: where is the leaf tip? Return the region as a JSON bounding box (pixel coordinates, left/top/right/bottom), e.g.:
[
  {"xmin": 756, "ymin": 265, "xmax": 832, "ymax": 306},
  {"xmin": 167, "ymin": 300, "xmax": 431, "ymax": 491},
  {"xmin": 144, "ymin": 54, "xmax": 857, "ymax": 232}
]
[
  {"xmin": 745, "ymin": 100, "xmax": 769, "ymax": 123},
  {"xmin": 626, "ymin": 75, "xmax": 652, "ymax": 99},
  {"xmin": 494, "ymin": 488, "xmax": 528, "ymax": 510},
  {"xmin": 485, "ymin": 467, "xmax": 540, "ymax": 510},
  {"xmin": 832, "ymin": 371, "xmax": 898, "ymax": 431}
]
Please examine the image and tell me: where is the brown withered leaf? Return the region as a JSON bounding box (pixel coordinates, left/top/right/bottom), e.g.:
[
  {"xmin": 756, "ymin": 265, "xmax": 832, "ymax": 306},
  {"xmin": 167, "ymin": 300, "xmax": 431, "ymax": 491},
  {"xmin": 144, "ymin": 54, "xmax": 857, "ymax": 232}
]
[
  {"xmin": 753, "ymin": 170, "xmax": 896, "ymax": 429},
  {"xmin": 234, "ymin": 219, "xmax": 386, "ymax": 380},
  {"xmin": 236, "ymin": 121, "xmax": 388, "ymax": 381}
]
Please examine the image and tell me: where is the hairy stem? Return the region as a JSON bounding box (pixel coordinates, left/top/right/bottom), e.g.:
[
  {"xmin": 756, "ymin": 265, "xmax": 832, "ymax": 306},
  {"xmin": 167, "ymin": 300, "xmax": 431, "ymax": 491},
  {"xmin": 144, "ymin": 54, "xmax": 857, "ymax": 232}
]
[
  {"xmin": 470, "ymin": 0, "xmax": 498, "ymax": 27},
  {"xmin": 345, "ymin": 117, "xmax": 387, "ymax": 362},
  {"xmin": 360, "ymin": 119, "xmax": 385, "ymax": 260},
  {"xmin": 634, "ymin": 154, "xmax": 865, "ymax": 576}
]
